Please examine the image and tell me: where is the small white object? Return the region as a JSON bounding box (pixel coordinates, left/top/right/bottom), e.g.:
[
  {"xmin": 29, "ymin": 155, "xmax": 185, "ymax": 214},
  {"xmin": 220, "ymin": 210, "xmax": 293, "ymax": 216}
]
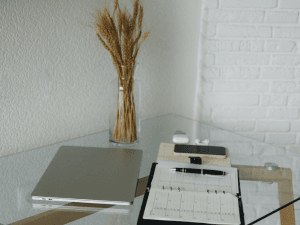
[
  {"xmin": 172, "ymin": 134, "xmax": 189, "ymax": 144},
  {"xmin": 264, "ymin": 162, "xmax": 279, "ymax": 171},
  {"xmin": 195, "ymin": 139, "xmax": 209, "ymax": 146}
]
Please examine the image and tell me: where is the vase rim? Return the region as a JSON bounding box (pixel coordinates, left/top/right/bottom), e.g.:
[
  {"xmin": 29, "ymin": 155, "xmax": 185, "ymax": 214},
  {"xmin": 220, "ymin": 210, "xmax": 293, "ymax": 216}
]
[{"xmin": 112, "ymin": 61, "xmax": 140, "ymax": 65}]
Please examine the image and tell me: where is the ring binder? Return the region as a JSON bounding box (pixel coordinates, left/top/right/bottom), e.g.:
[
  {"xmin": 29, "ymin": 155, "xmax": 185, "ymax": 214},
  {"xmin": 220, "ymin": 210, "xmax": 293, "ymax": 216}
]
[
  {"xmin": 160, "ymin": 186, "xmax": 182, "ymax": 192},
  {"xmin": 202, "ymin": 190, "xmax": 227, "ymax": 194},
  {"xmin": 137, "ymin": 162, "xmax": 245, "ymax": 225}
]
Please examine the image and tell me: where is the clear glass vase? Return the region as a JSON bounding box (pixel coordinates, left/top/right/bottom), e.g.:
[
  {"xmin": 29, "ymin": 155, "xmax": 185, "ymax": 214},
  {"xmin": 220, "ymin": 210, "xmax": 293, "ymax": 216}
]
[{"xmin": 108, "ymin": 62, "xmax": 141, "ymax": 146}]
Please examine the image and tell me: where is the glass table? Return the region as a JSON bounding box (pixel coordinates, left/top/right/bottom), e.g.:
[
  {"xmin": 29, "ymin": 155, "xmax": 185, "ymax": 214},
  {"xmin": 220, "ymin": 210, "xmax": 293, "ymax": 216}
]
[{"xmin": 0, "ymin": 114, "xmax": 299, "ymax": 225}]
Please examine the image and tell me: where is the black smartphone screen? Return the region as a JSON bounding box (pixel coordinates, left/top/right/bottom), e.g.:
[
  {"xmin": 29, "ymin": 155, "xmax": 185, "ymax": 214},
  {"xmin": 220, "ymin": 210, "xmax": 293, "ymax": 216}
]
[{"xmin": 174, "ymin": 145, "xmax": 226, "ymax": 156}]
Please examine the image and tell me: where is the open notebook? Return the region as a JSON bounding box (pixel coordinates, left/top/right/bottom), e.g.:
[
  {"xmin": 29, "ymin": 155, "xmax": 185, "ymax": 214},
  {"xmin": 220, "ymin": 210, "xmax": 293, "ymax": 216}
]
[{"xmin": 138, "ymin": 161, "xmax": 244, "ymax": 225}]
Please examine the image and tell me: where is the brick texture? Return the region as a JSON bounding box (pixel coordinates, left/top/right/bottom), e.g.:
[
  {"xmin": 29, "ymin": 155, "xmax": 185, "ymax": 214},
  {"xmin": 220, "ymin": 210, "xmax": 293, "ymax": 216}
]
[
  {"xmin": 261, "ymin": 94, "xmax": 288, "ymax": 106},
  {"xmin": 267, "ymin": 107, "xmax": 299, "ymax": 119},
  {"xmin": 201, "ymin": 0, "xmax": 300, "ymax": 157},
  {"xmin": 203, "ymin": 94, "xmax": 259, "ymax": 105},
  {"xmin": 271, "ymin": 81, "xmax": 300, "ymax": 93},
  {"xmin": 266, "ymin": 133, "xmax": 297, "ymax": 144},
  {"xmin": 272, "ymin": 54, "xmax": 300, "ymax": 65},
  {"xmin": 200, "ymin": 4, "xmax": 300, "ymax": 209},
  {"xmin": 215, "ymin": 53, "xmax": 270, "ymax": 65},
  {"xmin": 205, "ymin": 67, "xmax": 260, "ymax": 80},
  {"xmin": 289, "ymin": 94, "xmax": 300, "ymax": 105},
  {"xmin": 273, "ymin": 27, "xmax": 300, "ymax": 38},
  {"xmin": 261, "ymin": 68, "xmax": 295, "ymax": 79},
  {"xmin": 220, "ymin": 0, "xmax": 277, "ymax": 8},
  {"xmin": 205, "ymin": 9, "xmax": 264, "ymax": 23},
  {"xmin": 218, "ymin": 25, "xmax": 272, "ymax": 37},
  {"xmin": 279, "ymin": 0, "xmax": 300, "ymax": 8},
  {"xmin": 212, "ymin": 107, "xmax": 266, "ymax": 119},
  {"xmin": 264, "ymin": 41, "xmax": 296, "ymax": 53},
  {"xmin": 205, "ymin": 40, "xmax": 264, "ymax": 52},
  {"xmin": 264, "ymin": 11, "xmax": 298, "ymax": 23},
  {"xmin": 213, "ymin": 81, "xmax": 269, "ymax": 92},
  {"xmin": 256, "ymin": 121, "xmax": 290, "ymax": 132}
]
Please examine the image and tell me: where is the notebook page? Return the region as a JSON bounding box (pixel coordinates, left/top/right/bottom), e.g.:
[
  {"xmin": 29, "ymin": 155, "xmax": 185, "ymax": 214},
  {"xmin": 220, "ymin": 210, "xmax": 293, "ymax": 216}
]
[
  {"xmin": 157, "ymin": 160, "xmax": 239, "ymax": 194},
  {"xmin": 151, "ymin": 163, "xmax": 238, "ymax": 195},
  {"xmin": 143, "ymin": 189, "xmax": 240, "ymax": 225}
]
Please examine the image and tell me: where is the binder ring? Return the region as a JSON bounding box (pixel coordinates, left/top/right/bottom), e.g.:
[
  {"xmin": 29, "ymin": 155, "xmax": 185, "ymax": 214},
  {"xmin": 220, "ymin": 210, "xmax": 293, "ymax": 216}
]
[
  {"xmin": 171, "ymin": 187, "xmax": 172, "ymax": 191},
  {"xmin": 223, "ymin": 191, "xmax": 225, "ymax": 194},
  {"xmin": 163, "ymin": 186, "xmax": 164, "ymax": 190},
  {"xmin": 178, "ymin": 187, "xmax": 180, "ymax": 192},
  {"xmin": 215, "ymin": 190, "xmax": 217, "ymax": 194},
  {"xmin": 207, "ymin": 189, "xmax": 209, "ymax": 193}
]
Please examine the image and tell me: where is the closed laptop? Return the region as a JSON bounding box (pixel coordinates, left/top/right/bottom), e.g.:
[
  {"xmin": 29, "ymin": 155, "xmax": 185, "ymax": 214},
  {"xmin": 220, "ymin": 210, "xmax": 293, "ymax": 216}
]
[{"xmin": 31, "ymin": 146, "xmax": 143, "ymax": 205}]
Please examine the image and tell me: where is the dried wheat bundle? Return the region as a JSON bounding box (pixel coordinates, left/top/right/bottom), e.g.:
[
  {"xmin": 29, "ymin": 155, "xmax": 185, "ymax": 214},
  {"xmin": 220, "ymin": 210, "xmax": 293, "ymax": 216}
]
[{"xmin": 91, "ymin": 0, "xmax": 149, "ymax": 143}]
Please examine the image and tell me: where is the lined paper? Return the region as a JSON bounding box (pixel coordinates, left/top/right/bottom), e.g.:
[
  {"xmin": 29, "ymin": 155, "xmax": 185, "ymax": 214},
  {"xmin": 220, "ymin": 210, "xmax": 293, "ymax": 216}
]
[
  {"xmin": 151, "ymin": 164, "xmax": 238, "ymax": 195},
  {"xmin": 144, "ymin": 190, "xmax": 240, "ymax": 224},
  {"xmin": 143, "ymin": 163, "xmax": 240, "ymax": 224}
]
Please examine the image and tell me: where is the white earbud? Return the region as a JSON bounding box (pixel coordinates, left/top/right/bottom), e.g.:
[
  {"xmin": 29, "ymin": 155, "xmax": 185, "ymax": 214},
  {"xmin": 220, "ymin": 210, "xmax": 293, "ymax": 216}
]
[
  {"xmin": 195, "ymin": 139, "xmax": 209, "ymax": 146},
  {"xmin": 173, "ymin": 134, "xmax": 189, "ymax": 144}
]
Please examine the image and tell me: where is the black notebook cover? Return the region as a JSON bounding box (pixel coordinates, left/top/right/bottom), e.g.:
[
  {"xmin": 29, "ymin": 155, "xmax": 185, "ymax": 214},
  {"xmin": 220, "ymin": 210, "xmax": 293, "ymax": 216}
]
[{"xmin": 137, "ymin": 163, "xmax": 245, "ymax": 225}]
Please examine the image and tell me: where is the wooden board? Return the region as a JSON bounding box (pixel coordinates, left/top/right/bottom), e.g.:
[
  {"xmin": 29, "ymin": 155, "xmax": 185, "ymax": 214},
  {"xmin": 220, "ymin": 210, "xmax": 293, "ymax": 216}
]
[{"xmin": 232, "ymin": 164, "xmax": 295, "ymax": 225}]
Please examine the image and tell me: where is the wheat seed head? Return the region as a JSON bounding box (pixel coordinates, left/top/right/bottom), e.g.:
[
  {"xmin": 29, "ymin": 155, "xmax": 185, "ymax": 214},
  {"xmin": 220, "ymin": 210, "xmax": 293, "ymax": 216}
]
[
  {"xmin": 92, "ymin": 0, "xmax": 149, "ymax": 73},
  {"xmin": 113, "ymin": 0, "xmax": 119, "ymax": 14}
]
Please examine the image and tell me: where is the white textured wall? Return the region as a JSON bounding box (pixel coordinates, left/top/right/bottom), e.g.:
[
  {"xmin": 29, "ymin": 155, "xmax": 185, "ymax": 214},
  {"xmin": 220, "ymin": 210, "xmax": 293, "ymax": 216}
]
[
  {"xmin": 197, "ymin": 0, "xmax": 300, "ymax": 153},
  {"xmin": 0, "ymin": 0, "xmax": 201, "ymax": 157}
]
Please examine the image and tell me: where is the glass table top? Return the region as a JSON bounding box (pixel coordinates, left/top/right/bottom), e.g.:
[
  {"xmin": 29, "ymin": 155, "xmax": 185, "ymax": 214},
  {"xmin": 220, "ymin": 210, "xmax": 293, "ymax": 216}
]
[{"xmin": 0, "ymin": 113, "xmax": 299, "ymax": 225}]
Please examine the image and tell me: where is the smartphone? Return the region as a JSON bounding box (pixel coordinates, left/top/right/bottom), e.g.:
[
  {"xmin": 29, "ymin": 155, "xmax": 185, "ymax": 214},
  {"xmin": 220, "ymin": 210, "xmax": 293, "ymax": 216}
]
[{"xmin": 174, "ymin": 144, "xmax": 226, "ymax": 158}]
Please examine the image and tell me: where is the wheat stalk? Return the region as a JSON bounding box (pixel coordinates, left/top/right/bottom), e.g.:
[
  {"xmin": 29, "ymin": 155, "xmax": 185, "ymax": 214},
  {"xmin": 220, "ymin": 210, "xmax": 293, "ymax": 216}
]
[{"xmin": 91, "ymin": 0, "xmax": 149, "ymax": 143}]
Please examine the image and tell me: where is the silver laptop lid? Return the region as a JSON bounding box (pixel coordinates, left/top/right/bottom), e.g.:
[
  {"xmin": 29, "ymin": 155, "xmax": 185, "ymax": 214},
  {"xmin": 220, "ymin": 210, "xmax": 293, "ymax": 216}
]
[{"xmin": 31, "ymin": 146, "xmax": 143, "ymax": 205}]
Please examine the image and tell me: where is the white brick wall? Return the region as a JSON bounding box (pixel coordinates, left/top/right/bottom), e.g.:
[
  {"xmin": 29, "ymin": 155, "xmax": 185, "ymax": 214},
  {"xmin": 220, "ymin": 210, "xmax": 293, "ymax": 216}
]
[
  {"xmin": 200, "ymin": 0, "xmax": 300, "ymax": 153},
  {"xmin": 200, "ymin": 1, "xmax": 300, "ymax": 223},
  {"xmin": 221, "ymin": 0, "xmax": 277, "ymax": 9}
]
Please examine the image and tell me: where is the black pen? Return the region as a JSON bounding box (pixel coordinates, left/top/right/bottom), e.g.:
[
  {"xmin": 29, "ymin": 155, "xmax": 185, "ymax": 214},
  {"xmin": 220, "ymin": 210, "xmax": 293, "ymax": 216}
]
[{"xmin": 170, "ymin": 168, "xmax": 226, "ymax": 176}]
